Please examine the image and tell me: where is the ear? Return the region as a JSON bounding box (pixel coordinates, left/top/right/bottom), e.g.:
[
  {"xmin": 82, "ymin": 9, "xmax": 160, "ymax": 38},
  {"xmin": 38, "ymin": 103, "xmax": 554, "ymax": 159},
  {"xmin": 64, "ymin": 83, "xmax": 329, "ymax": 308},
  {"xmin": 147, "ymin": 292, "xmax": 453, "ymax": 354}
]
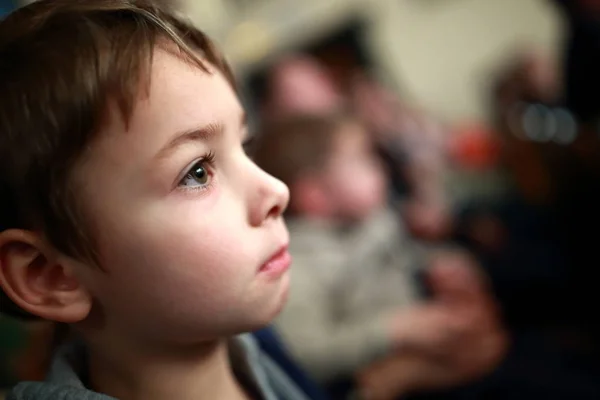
[
  {"xmin": 291, "ymin": 176, "xmax": 331, "ymax": 217},
  {"xmin": 0, "ymin": 229, "xmax": 92, "ymax": 323}
]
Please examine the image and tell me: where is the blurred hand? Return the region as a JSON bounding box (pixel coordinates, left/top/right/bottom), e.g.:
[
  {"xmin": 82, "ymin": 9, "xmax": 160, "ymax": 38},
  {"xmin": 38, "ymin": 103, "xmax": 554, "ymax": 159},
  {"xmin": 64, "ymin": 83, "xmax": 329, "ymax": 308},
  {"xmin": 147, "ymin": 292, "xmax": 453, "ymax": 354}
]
[
  {"xmin": 389, "ymin": 304, "xmax": 465, "ymax": 357},
  {"xmin": 423, "ymin": 252, "xmax": 508, "ymax": 372},
  {"xmin": 357, "ymin": 327, "xmax": 507, "ymax": 400},
  {"xmin": 465, "ymin": 214, "xmax": 507, "ymax": 254},
  {"xmin": 402, "ymin": 196, "xmax": 453, "ymax": 241},
  {"xmin": 425, "ymin": 251, "xmax": 496, "ymax": 310},
  {"xmin": 366, "ymin": 254, "xmax": 508, "ymax": 399}
]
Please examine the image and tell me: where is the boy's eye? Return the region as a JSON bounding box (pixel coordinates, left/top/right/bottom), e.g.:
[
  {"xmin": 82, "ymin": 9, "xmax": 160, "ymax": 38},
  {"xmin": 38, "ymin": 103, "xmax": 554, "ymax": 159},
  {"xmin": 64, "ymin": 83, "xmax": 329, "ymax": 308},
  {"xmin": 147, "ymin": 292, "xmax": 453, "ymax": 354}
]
[
  {"xmin": 179, "ymin": 155, "xmax": 214, "ymax": 188},
  {"xmin": 189, "ymin": 163, "xmax": 208, "ymax": 184}
]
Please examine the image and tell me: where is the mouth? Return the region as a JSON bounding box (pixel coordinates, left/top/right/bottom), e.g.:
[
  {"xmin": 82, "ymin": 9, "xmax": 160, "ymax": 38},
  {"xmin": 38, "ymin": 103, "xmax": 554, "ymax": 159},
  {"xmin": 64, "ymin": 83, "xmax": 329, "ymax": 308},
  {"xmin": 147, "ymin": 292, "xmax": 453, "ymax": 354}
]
[{"xmin": 259, "ymin": 244, "xmax": 292, "ymax": 278}]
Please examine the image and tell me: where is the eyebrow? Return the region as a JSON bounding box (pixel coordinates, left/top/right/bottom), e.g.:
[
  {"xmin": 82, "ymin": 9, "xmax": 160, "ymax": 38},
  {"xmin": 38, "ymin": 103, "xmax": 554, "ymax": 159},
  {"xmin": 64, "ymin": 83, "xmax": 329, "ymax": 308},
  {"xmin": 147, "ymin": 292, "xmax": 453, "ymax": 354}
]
[
  {"xmin": 155, "ymin": 112, "xmax": 247, "ymax": 161},
  {"xmin": 155, "ymin": 122, "xmax": 224, "ymax": 161}
]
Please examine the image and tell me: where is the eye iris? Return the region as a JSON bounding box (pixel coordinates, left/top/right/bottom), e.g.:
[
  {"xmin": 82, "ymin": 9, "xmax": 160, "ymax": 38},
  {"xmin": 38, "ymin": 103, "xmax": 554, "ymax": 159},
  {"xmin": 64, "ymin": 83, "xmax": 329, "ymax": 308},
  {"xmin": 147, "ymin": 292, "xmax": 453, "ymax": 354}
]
[{"xmin": 192, "ymin": 164, "xmax": 208, "ymax": 184}]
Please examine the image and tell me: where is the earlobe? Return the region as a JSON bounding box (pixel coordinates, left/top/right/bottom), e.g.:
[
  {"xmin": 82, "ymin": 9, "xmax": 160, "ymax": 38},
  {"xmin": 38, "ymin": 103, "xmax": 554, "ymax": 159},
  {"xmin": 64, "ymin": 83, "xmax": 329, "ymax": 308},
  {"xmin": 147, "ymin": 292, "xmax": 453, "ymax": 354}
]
[{"xmin": 0, "ymin": 229, "xmax": 92, "ymax": 323}]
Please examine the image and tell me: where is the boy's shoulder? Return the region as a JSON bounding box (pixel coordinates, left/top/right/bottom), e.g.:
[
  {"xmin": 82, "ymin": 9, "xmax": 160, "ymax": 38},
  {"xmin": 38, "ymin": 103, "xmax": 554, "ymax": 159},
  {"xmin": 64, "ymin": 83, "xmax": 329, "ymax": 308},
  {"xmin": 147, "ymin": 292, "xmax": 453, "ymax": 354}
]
[
  {"xmin": 7, "ymin": 337, "xmax": 113, "ymax": 400},
  {"xmin": 7, "ymin": 382, "xmax": 112, "ymax": 400},
  {"xmin": 7, "ymin": 335, "xmax": 308, "ymax": 400}
]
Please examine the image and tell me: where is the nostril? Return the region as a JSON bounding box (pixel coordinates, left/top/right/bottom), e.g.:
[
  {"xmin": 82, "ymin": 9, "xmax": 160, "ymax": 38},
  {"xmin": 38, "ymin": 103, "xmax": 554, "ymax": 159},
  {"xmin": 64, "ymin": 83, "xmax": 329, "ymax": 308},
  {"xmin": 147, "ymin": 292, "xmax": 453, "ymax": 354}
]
[{"xmin": 266, "ymin": 204, "xmax": 282, "ymax": 220}]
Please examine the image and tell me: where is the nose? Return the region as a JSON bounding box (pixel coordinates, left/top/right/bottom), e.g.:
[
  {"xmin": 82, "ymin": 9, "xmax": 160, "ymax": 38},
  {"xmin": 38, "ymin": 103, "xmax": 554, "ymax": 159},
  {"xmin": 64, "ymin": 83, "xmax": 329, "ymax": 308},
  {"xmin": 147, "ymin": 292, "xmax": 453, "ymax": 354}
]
[{"xmin": 248, "ymin": 164, "xmax": 290, "ymax": 227}]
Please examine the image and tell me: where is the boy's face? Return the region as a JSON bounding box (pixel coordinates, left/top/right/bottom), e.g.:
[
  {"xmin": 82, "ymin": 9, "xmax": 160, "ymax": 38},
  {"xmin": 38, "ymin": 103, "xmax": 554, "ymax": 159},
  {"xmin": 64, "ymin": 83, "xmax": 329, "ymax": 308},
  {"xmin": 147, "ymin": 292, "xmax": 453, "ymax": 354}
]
[
  {"xmin": 322, "ymin": 122, "xmax": 388, "ymax": 221},
  {"xmin": 70, "ymin": 49, "xmax": 290, "ymax": 344}
]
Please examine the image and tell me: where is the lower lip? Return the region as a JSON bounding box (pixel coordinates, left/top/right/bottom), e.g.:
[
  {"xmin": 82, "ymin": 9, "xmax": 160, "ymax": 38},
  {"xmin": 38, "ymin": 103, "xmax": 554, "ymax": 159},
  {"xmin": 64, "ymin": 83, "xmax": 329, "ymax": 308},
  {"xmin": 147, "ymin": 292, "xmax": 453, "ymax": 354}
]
[{"xmin": 259, "ymin": 248, "xmax": 292, "ymax": 278}]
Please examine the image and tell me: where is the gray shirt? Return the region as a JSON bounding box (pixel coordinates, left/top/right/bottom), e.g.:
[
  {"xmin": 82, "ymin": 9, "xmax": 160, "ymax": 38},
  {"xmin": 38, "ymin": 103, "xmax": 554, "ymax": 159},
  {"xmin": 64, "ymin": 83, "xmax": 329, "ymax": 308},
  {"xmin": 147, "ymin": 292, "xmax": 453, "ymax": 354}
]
[{"xmin": 6, "ymin": 334, "xmax": 308, "ymax": 400}]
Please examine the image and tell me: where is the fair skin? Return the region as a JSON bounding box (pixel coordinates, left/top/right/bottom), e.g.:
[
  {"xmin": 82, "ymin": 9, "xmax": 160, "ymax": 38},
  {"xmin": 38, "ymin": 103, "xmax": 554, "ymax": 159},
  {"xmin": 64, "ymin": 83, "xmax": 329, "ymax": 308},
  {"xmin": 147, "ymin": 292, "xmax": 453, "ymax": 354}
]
[{"xmin": 0, "ymin": 47, "xmax": 290, "ymax": 400}]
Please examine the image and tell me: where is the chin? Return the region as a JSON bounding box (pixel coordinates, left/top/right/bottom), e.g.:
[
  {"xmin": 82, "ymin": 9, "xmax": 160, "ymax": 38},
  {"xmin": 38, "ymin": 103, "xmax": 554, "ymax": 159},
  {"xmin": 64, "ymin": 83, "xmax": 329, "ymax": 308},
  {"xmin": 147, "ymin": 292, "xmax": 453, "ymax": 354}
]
[
  {"xmin": 271, "ymin": 273, "xmax": 290, "ymax": 315},
  {"xmin": 251, "ymin": 273, "xmax": 290, "ymax": 329}
]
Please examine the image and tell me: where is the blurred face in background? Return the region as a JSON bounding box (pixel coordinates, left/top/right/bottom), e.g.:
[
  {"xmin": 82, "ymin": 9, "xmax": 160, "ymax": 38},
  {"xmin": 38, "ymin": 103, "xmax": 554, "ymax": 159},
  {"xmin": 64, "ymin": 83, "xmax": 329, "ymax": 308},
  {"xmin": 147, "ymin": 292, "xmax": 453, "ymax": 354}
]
[
  {"xmin": 265, "ymin": 56, "xmax": 342, "ymax": 117},
  {"xmin": 322, "ymin": 121, "xmax": 388, "ymax": 221}
]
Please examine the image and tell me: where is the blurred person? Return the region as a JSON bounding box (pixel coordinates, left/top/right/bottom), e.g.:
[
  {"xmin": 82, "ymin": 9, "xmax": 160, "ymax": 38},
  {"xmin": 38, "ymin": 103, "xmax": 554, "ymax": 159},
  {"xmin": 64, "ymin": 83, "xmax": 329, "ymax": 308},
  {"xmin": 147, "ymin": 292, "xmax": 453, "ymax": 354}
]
[{"xmin": 252, "ymin": 113, "xmax": 507, "ymax": 399}]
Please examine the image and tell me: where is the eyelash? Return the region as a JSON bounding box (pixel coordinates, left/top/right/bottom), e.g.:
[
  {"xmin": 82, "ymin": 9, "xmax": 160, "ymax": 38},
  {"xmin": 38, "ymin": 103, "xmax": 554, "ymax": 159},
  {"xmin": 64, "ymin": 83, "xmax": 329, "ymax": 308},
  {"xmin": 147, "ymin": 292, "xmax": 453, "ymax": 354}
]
[
  {"xmin": 175, "ymin": 129, "xmax": 250, "ymax": 193},
  {"xmin": 178, "ymin": 151, "xmax": 216, "ymax": 192}
]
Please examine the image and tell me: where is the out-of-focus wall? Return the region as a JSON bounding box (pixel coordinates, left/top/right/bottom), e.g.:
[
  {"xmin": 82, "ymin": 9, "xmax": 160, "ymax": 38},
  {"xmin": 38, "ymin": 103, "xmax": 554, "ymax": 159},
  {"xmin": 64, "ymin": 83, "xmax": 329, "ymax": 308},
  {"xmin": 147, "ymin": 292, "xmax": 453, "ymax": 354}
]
[
  {"xmin": 186, "ymin": 0, "xmax": 370, "ymax": 74},
  {"xmin": 372, "ymin": 0, "xmax": 562, "ymax": 122}
]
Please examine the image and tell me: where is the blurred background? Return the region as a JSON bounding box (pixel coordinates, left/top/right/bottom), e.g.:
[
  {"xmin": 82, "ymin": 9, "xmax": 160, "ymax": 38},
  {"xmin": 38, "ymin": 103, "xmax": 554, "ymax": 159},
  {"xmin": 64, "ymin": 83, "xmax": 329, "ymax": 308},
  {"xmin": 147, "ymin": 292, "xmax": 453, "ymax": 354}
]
[
  {"xmin": 4, "ymin": 0, "xmax": 600, "ymax": 399},
  {"xmin": 191, "ymin": 0, "xmax": 561, "ymax": 205}
]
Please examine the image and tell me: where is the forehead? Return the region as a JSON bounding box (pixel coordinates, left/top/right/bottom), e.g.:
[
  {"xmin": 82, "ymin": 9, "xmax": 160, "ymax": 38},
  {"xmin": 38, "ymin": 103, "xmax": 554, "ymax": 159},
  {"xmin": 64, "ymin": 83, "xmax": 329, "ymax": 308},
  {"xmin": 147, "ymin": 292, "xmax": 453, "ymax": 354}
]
[
  {"xmin": 85, "ymin": 48, "xmax": 241, "ymax": 164},
  {"xmin": 136, "ymin": 48, "xmax": 238, "ymax": 135}
]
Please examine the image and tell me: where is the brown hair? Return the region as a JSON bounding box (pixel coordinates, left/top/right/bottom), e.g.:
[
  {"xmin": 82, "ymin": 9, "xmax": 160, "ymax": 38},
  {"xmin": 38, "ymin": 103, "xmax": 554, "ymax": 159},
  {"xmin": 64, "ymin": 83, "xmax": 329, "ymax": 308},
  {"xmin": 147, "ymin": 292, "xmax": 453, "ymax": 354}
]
[
  {"xmin": 0, "ymin": 0, "xmax": 234, "ymax": 317},
  {"xmin": 252, "ymin": 113, "xmax": 355, "ymax": 189}
]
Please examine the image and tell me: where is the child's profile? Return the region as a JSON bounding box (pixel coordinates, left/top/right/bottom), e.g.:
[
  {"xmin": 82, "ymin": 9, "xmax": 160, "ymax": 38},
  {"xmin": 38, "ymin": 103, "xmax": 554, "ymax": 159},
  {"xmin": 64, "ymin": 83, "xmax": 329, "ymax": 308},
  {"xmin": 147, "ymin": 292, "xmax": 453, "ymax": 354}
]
[{"xmin": 0, "ymin": 1, "xmax": 306, "ymax": 399}]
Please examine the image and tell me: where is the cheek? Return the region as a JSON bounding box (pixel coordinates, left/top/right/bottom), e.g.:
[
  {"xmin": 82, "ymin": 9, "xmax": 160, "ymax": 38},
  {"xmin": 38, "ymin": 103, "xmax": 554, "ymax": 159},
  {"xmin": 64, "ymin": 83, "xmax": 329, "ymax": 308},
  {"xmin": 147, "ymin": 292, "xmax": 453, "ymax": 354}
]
[{"xmin": 89, "ymin": 197, "xmax": 257, "ymax": 325}]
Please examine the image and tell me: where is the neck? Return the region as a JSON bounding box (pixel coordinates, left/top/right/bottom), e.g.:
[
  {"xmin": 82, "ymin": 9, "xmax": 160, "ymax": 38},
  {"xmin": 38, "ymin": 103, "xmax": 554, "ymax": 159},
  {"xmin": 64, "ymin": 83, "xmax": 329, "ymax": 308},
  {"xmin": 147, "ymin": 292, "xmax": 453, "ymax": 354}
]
[{"xmin": 88, "ymin": 338, "xmax": 250, "ymax": 400}]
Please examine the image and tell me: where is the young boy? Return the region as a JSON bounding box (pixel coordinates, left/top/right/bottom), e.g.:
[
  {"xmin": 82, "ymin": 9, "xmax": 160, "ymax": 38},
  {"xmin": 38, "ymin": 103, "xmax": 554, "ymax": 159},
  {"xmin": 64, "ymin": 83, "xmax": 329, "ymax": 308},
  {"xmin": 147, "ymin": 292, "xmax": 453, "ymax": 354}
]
[
  {"xmin": 0, "ymin": 1, "xmax": 310, "ymax": 399},
  {"xmin": 253, "ymin": 113, "xmax": 507, "ymax": 397}
]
